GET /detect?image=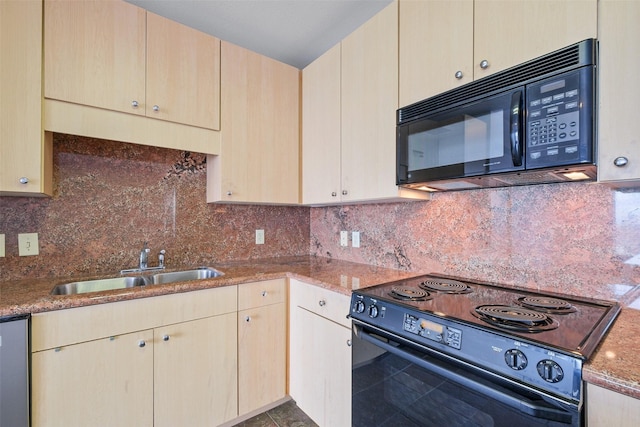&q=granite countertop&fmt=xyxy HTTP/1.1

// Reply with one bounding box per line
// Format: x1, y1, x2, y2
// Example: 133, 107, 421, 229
583, 306, 640, 400
1, 255, 638, 400
0, 255, 420, 317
